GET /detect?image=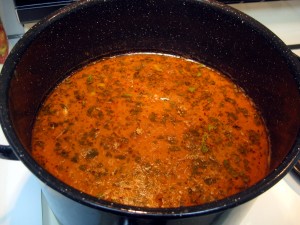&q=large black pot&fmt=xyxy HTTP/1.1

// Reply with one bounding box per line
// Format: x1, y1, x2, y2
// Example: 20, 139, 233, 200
0, 0, 300, 224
